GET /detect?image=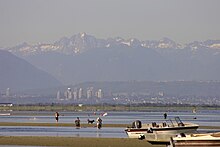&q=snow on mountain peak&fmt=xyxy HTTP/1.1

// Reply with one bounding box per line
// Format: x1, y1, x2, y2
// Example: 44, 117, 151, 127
106, 44, 110, 48
80, 32, 86, 38
115, 37, 123, 42
210, 44, 220, 49
186, 40, 220, 51
6, 33, 220, 56
121, 41, 131, 46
